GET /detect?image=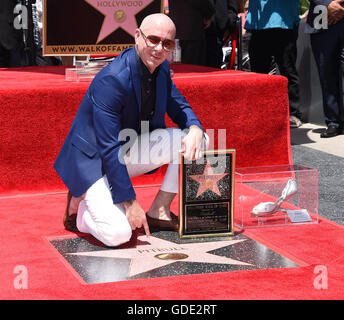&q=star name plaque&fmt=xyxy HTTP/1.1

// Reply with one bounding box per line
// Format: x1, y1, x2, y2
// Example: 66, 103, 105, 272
179, 150, 236, 239
43, 0, 163, 56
